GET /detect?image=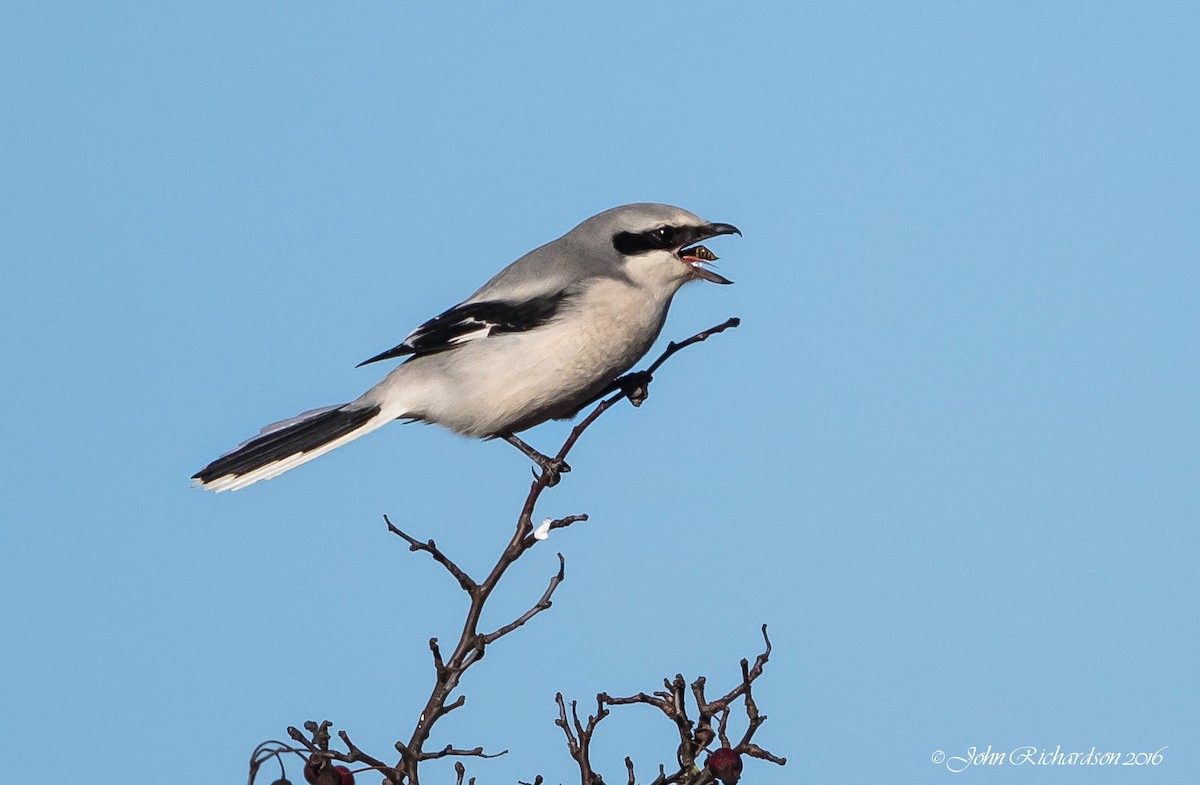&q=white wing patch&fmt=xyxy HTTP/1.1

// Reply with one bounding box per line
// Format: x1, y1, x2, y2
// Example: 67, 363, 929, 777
446, 326, 492, 346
